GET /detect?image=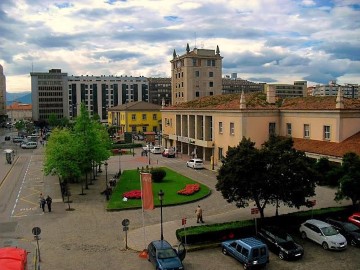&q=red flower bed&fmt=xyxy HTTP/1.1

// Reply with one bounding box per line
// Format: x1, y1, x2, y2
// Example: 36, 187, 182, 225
177, 184, 200, 195
123, 190, 142, 199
